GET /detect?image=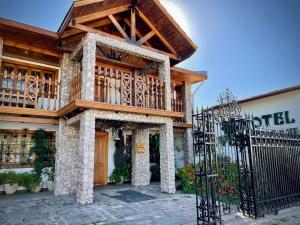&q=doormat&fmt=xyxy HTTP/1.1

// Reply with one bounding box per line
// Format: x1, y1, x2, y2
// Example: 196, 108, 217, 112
104, 190, 156, 203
